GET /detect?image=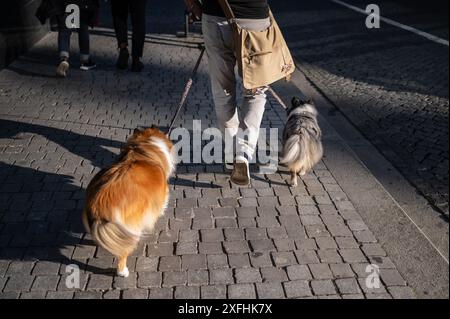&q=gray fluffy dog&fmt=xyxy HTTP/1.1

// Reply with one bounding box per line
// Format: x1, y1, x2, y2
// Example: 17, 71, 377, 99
281, 97, 324, 186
